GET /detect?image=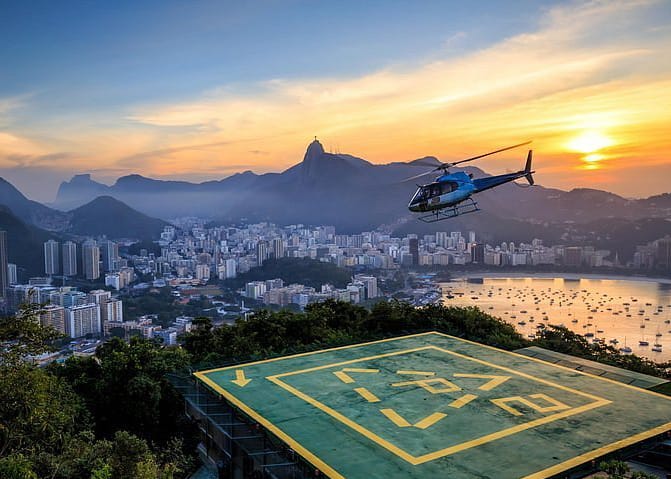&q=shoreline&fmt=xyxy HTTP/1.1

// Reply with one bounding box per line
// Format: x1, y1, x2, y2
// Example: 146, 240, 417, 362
447, 272, 671, 285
